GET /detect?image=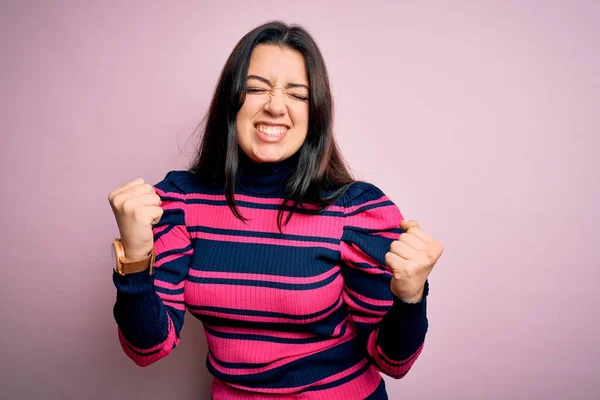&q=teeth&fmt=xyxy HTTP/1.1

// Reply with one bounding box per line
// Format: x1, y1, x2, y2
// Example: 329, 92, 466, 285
256, 125, 287, 136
